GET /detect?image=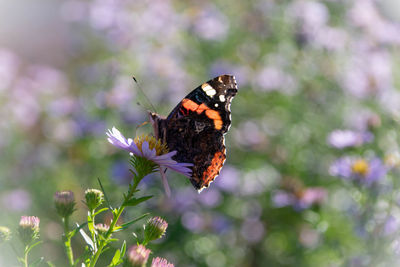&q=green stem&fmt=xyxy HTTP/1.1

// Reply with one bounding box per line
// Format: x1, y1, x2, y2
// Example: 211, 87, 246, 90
89, 210, 97, 252
89, 179, 140, 267
63, 216, 75, 266
24, 245, 29, 267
